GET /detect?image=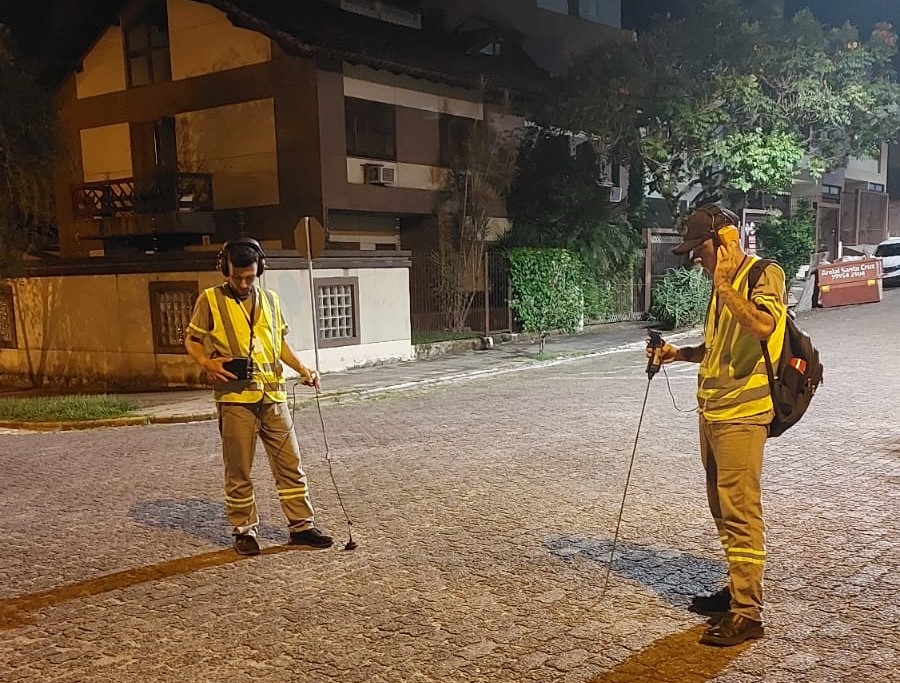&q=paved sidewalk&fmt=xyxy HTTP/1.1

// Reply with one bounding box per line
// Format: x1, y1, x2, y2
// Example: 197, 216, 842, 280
72, 321, 701, 427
